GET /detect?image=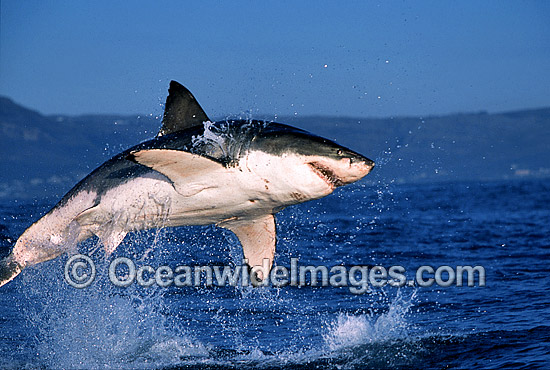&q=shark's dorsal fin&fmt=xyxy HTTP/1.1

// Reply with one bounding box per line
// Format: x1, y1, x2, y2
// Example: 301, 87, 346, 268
157, 81, 210, 137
